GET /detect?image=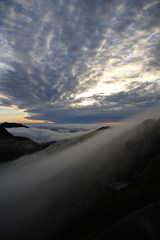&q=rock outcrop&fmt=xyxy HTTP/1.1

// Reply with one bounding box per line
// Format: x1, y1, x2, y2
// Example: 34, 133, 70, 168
101, 180, 130, 200
96, 201, 160, 240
